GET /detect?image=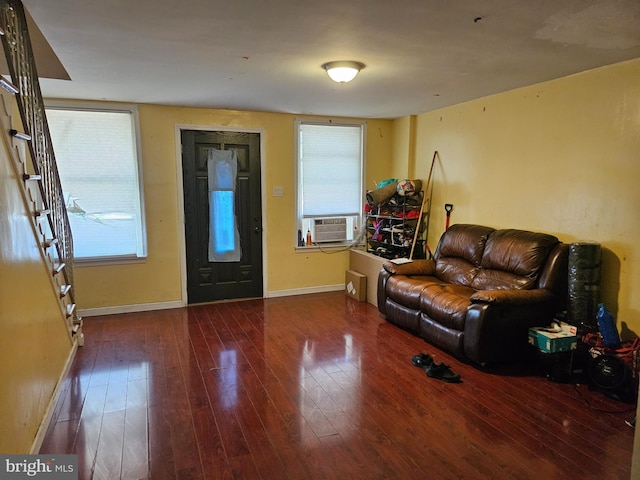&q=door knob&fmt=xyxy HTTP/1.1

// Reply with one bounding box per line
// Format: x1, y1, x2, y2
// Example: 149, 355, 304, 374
254, 227, 262, 234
